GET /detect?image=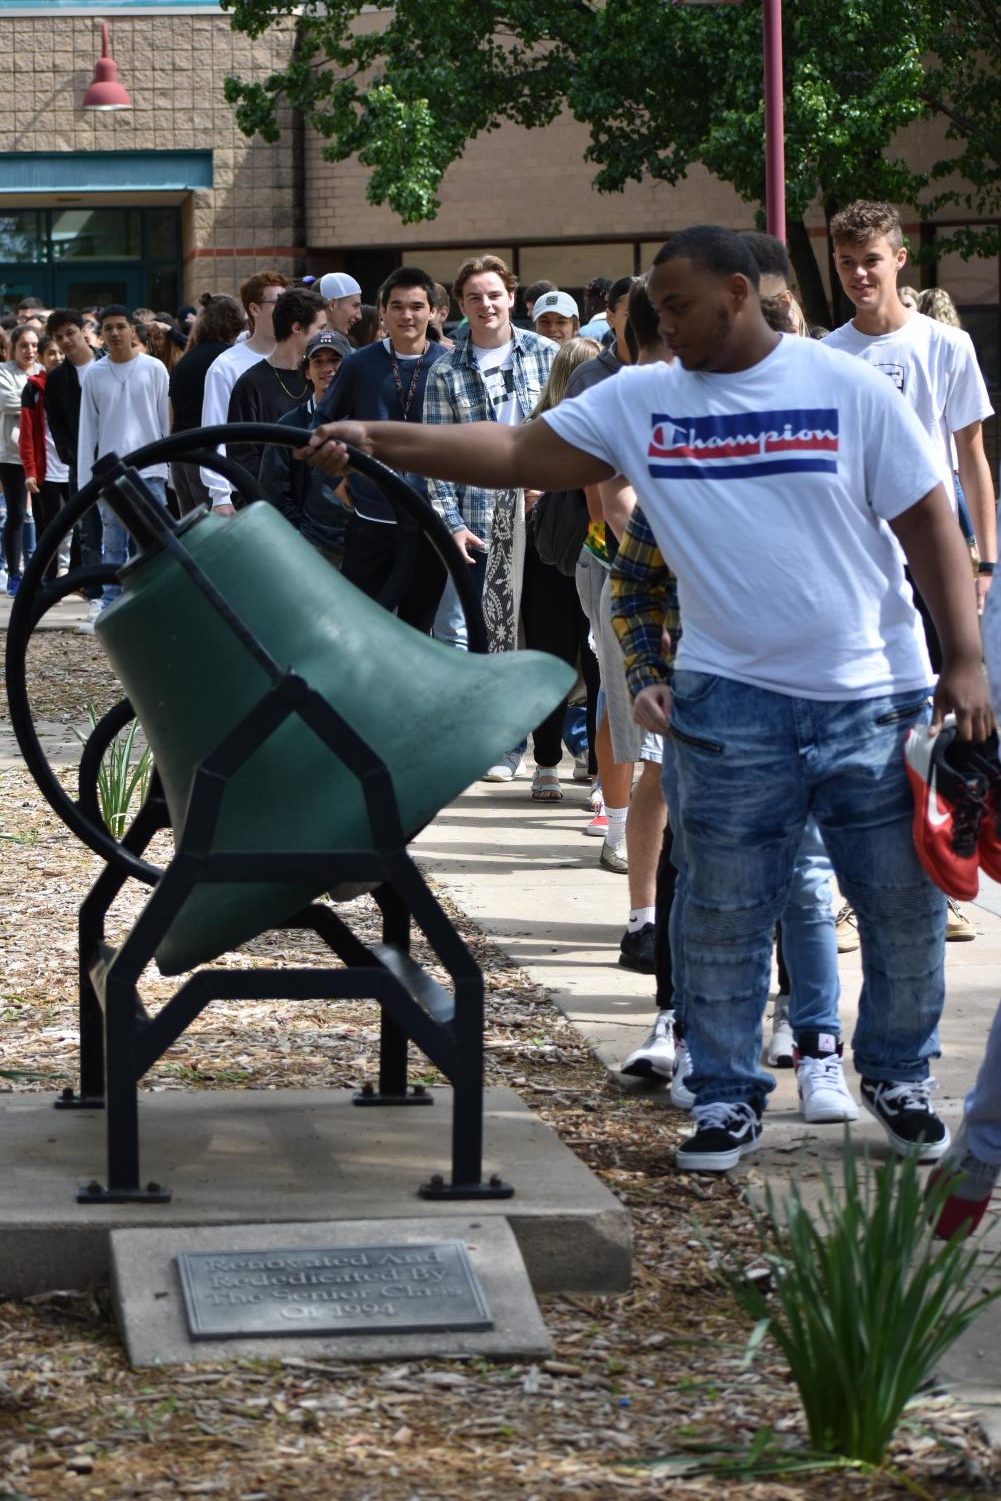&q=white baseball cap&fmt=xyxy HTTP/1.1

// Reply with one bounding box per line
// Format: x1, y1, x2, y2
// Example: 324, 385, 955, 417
319, 272, 362, 301
531, 290, 579, 321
